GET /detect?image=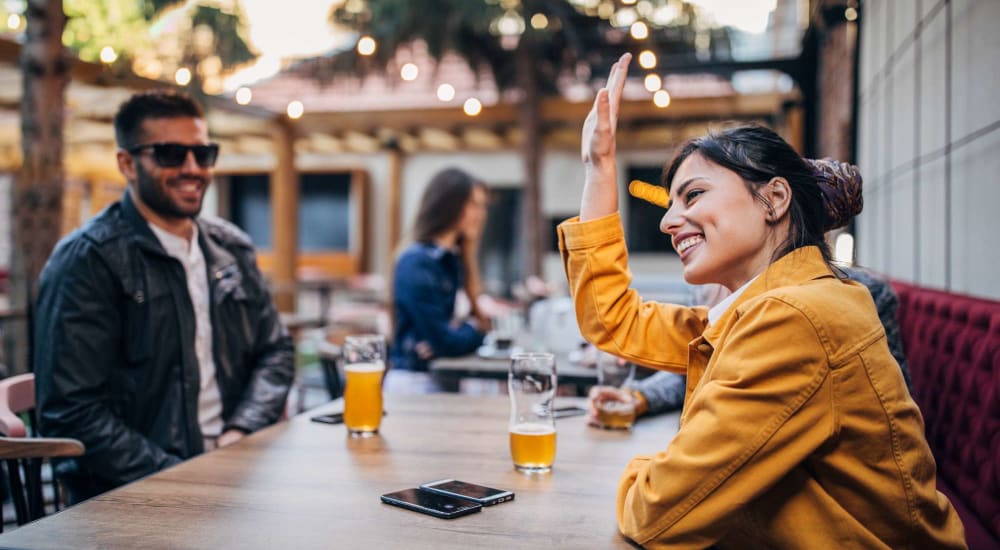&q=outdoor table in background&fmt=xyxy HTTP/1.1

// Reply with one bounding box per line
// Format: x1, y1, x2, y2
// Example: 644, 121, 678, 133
430, 354, 599, 395
0, 394, 681, 549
